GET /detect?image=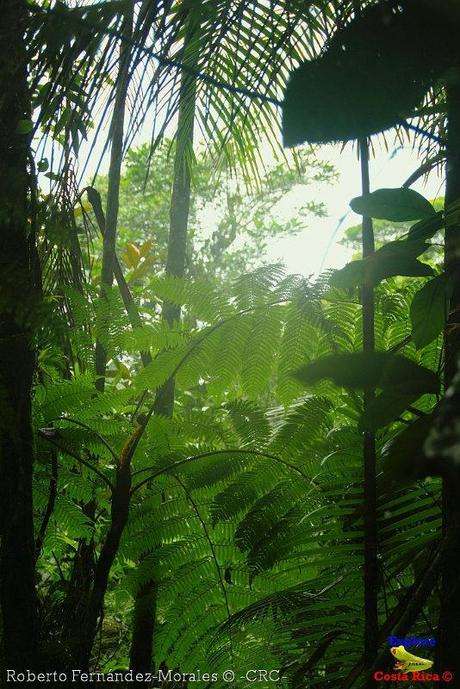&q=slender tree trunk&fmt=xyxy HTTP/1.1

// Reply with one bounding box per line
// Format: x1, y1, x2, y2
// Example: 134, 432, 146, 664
58, 9, 135, 668
35, 450, 58, 562
86, 186, 152, 367
129, 582, 157, 674
60, 500, 96, 668
439, 82, 460, 687
358, 139, 379, 676
76, 460, 132, 669
352, 1, 379, 665
0, 0, 39, 675
130, 3, 200, 673
65, 419, 147, 670
95, 7, 133, 392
